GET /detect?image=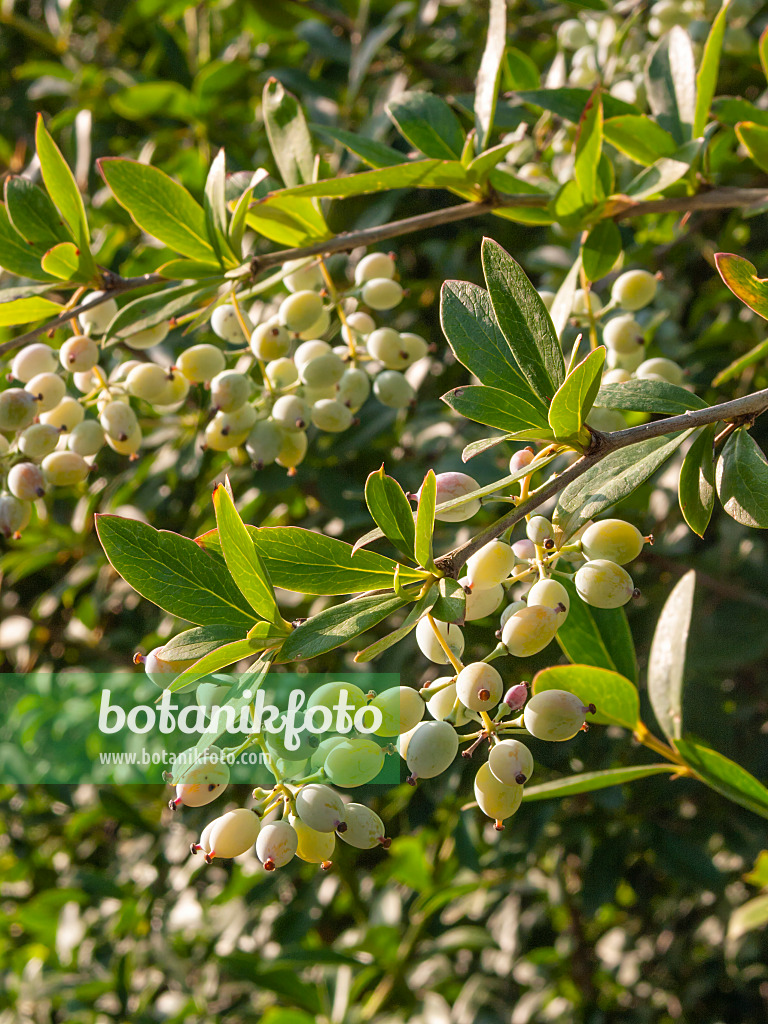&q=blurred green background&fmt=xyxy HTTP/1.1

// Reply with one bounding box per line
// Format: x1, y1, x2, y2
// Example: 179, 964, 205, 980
1, 0, 768, 1020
